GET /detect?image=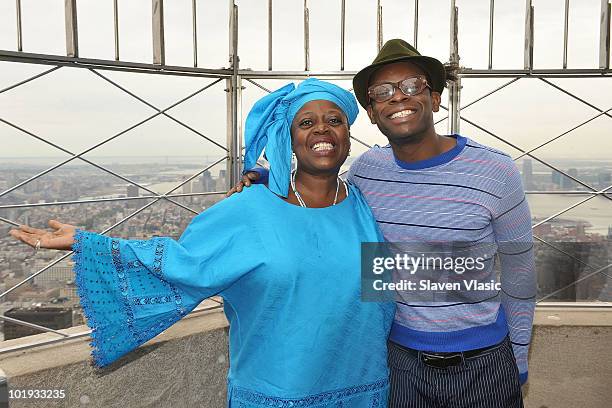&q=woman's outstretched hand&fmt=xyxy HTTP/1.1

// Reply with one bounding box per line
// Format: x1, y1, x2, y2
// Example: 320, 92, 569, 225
9, 220, 77, 251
